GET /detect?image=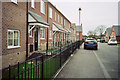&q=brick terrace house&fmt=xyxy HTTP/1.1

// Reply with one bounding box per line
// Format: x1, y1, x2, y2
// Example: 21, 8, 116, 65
1, 0, 27, 68
47, 2, 71, 47
28, 0, 49, 55
105, 27, 112, 42
71, 23, 77, 42
76, 24, 82, 41
110, 25, 120, 43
